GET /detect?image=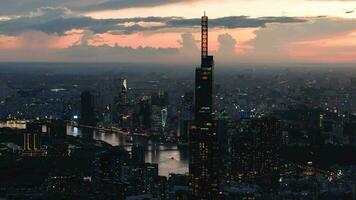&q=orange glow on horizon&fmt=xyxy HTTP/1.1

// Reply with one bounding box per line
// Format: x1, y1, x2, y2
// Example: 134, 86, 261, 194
289, 50, 356, 63
294, 29, 356, 48
0, 32, 82, 50
289, 29, 356, 63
